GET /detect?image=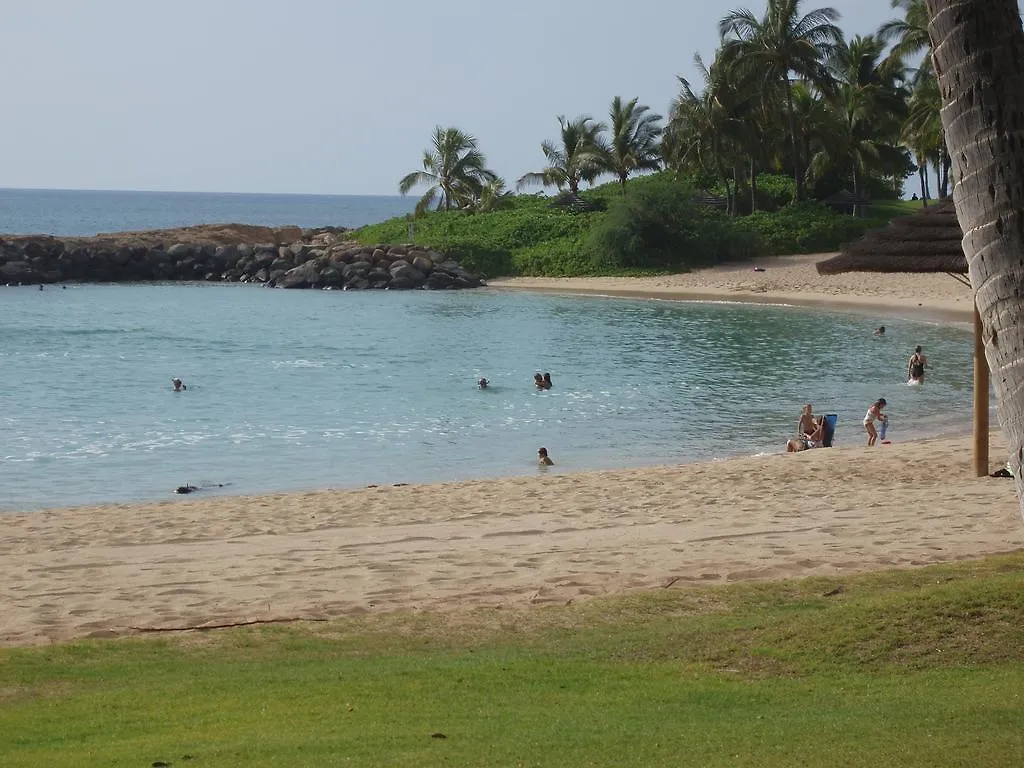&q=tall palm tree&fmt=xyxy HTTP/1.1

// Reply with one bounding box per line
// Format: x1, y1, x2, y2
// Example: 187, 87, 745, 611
666, 52, 748, 214
399, 126, 498, 217
719, 0, 843, 200
517, 115, 607, 194
901, 72, 944, 201
600, 96, 663, 192
808, 34, 908, 200
879, 0, 931, 79
925, 0, 1024, 496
